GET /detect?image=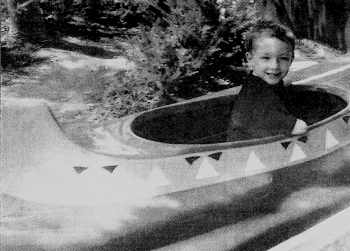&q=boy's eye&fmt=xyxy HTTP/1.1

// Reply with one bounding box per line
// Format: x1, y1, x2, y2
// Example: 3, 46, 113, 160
262, 56, 270, 60
281, 56, 290, 61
